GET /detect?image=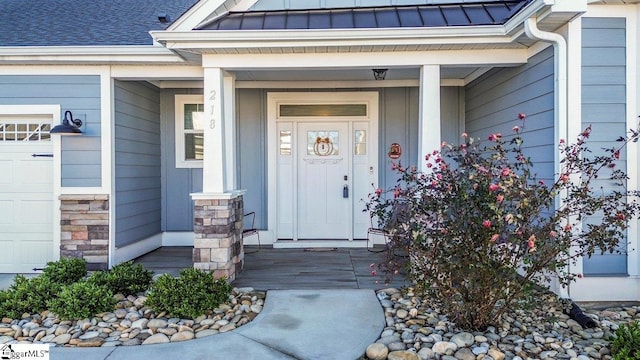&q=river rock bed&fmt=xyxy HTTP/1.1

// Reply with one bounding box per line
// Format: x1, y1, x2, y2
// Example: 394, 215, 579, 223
0, 287, 265, 347
364, 288, 639, 360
